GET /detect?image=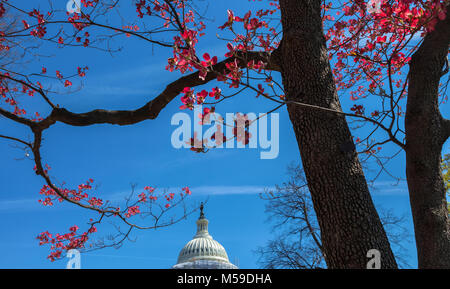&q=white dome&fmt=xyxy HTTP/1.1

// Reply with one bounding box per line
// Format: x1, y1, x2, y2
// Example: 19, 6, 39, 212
173, 204, 238, 269
177, 218, 229, 264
